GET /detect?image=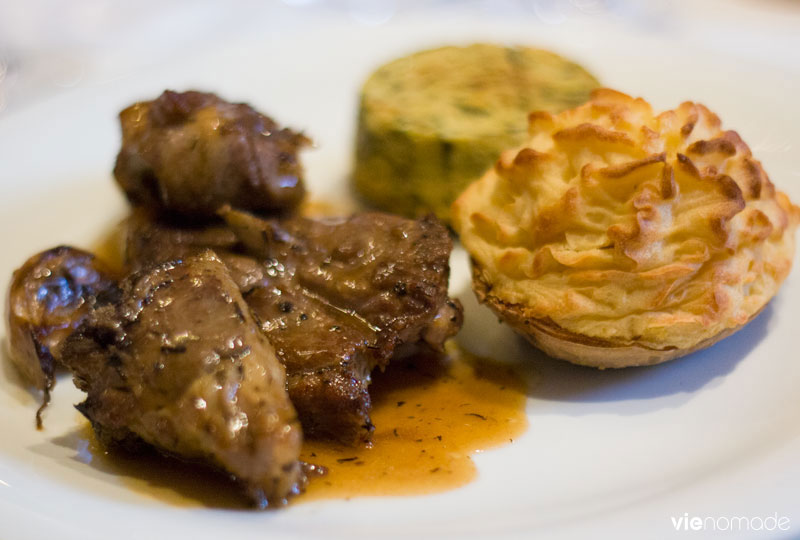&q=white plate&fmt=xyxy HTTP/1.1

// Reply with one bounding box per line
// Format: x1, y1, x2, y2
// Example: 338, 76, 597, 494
1, 8, 799, 540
